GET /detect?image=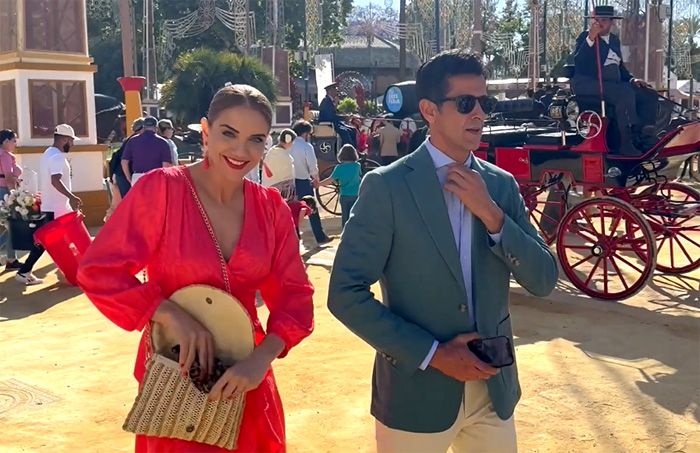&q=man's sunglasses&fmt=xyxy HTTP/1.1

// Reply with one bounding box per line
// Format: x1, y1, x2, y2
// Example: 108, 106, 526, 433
437, 95, 499, 115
